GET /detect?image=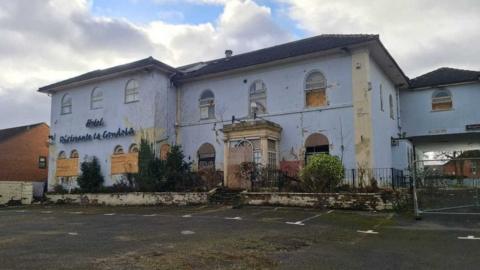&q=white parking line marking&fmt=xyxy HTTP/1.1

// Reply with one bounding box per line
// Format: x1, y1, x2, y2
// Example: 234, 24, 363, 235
357, 230, 379, 234
286, 221, 305, 226
181, 230, 195, 235
68, 232, 78, 236
41, 211, 53, 214
327, 210, 334, 214
68, 211, 83, 214
182, 214, 192, 218
225, 216, 242, 220
104, 213, 116, 216
286, 214, 322, 226
458, 235, 480, 240
142, 214, 157, 217
15, 210, 27, 213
